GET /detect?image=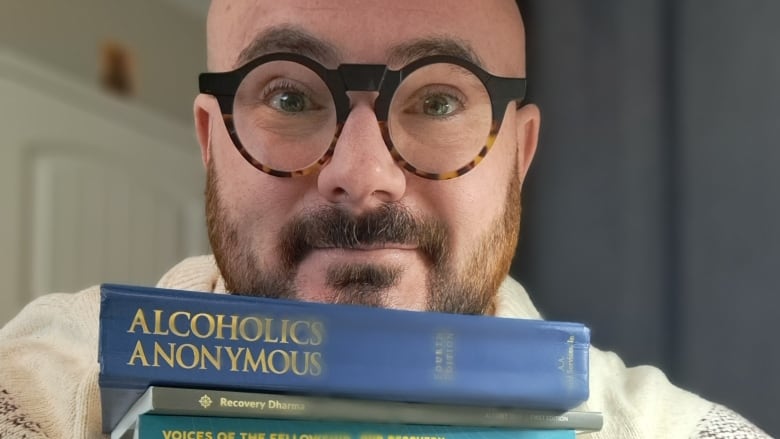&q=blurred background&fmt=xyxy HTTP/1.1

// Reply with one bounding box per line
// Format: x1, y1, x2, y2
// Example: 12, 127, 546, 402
0, 0, 777, 436
511, 0, 780, 436
0, 0, 210, 328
